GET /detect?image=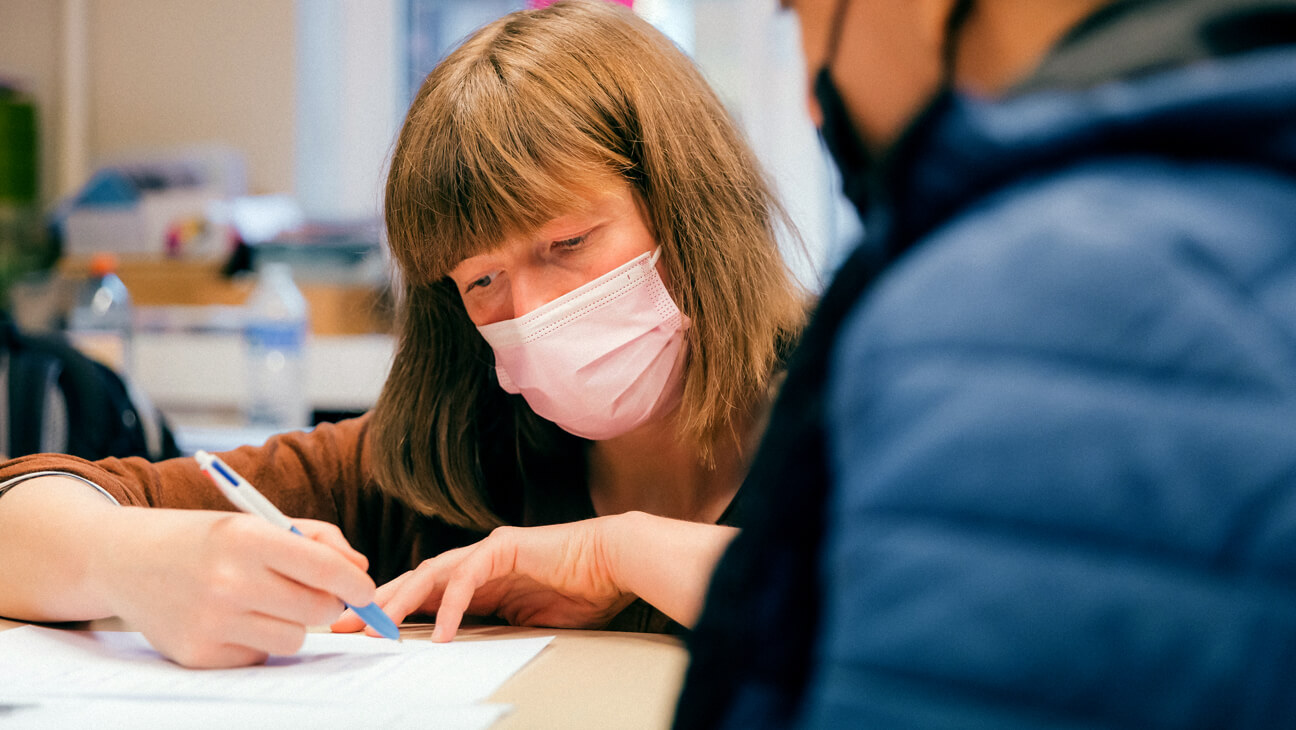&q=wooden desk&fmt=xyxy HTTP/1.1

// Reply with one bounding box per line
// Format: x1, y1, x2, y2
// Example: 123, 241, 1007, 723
0, 618, 689, 729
